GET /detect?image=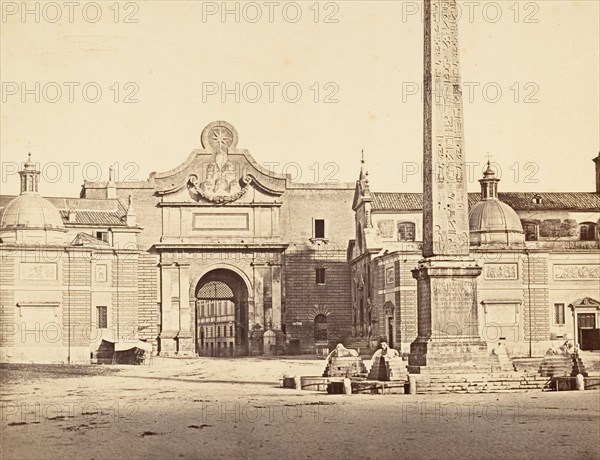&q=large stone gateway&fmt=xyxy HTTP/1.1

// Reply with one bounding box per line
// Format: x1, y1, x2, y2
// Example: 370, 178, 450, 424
408, 0, 490, 374
127, 120, 356, 357
154, 121, 290, 356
